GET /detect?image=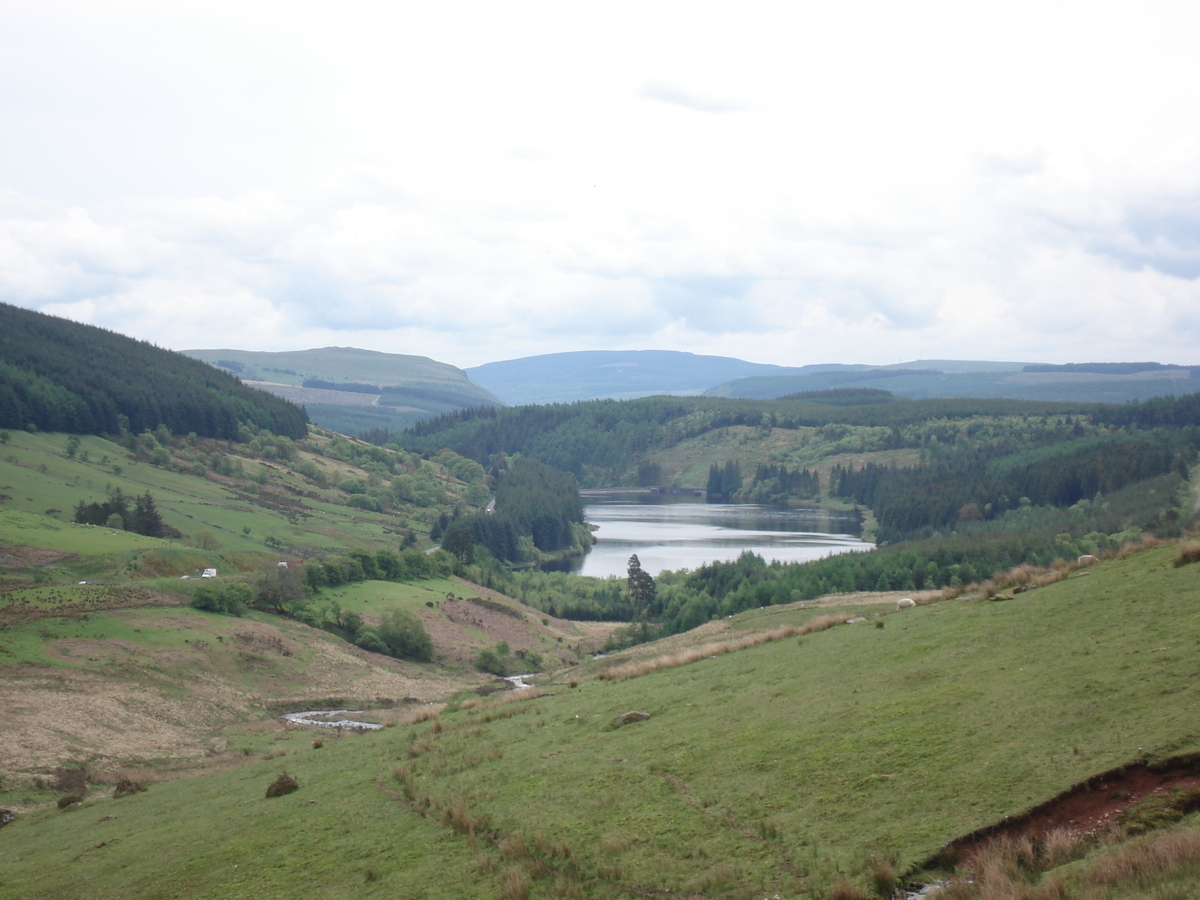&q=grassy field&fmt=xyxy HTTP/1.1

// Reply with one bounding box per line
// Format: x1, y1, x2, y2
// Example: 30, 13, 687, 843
0, 429, 477, 582
2, 543, 1197, 899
